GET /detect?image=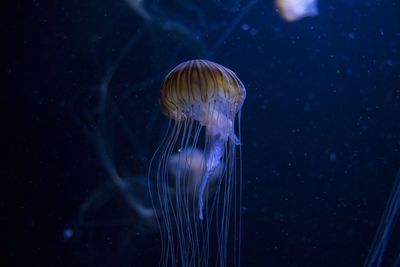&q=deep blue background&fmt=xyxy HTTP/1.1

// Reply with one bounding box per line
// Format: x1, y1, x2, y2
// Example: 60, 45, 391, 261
6, 0, 400, 266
